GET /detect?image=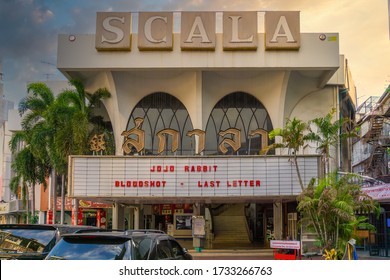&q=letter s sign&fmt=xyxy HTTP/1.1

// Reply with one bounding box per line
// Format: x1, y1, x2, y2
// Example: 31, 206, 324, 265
95, 12, 131, 51
102, 16, 125, 44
